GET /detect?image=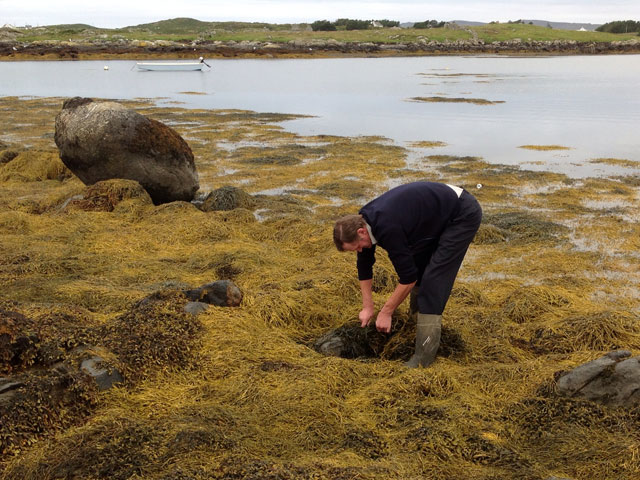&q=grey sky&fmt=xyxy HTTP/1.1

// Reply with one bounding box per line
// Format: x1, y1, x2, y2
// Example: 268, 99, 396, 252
2, 0, 639, 28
